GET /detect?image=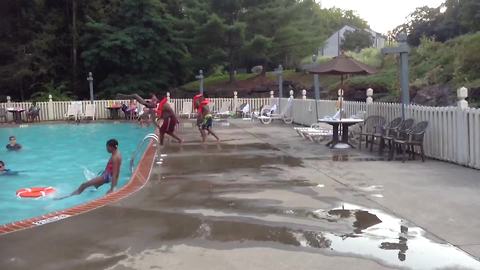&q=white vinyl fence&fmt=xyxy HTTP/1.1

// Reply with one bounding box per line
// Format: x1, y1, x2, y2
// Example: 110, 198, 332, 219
1, 94, 479, 169
290, 98, 480, 169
